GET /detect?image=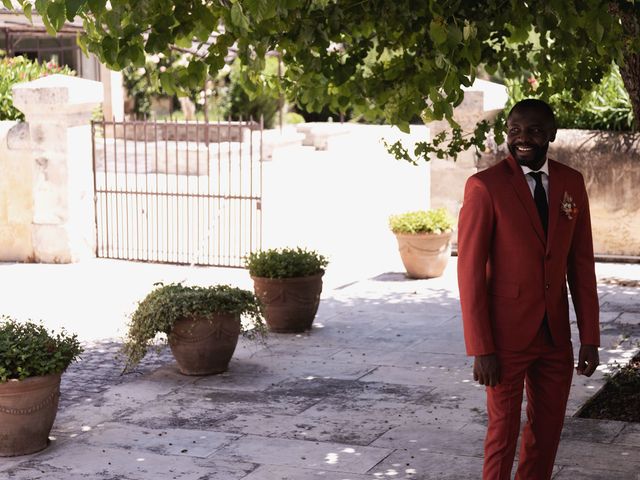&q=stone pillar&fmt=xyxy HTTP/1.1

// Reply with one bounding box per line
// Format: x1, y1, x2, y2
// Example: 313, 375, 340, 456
0, 121, 34, 261
12, 74, 103, 263
99, 64, 125, 121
